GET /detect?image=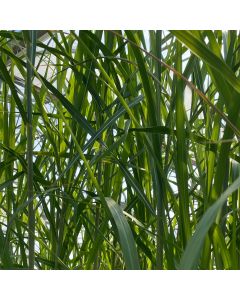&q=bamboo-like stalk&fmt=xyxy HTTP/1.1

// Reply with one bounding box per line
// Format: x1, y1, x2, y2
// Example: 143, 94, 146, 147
155, 30, 165, 270
26, 30, 36, 269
